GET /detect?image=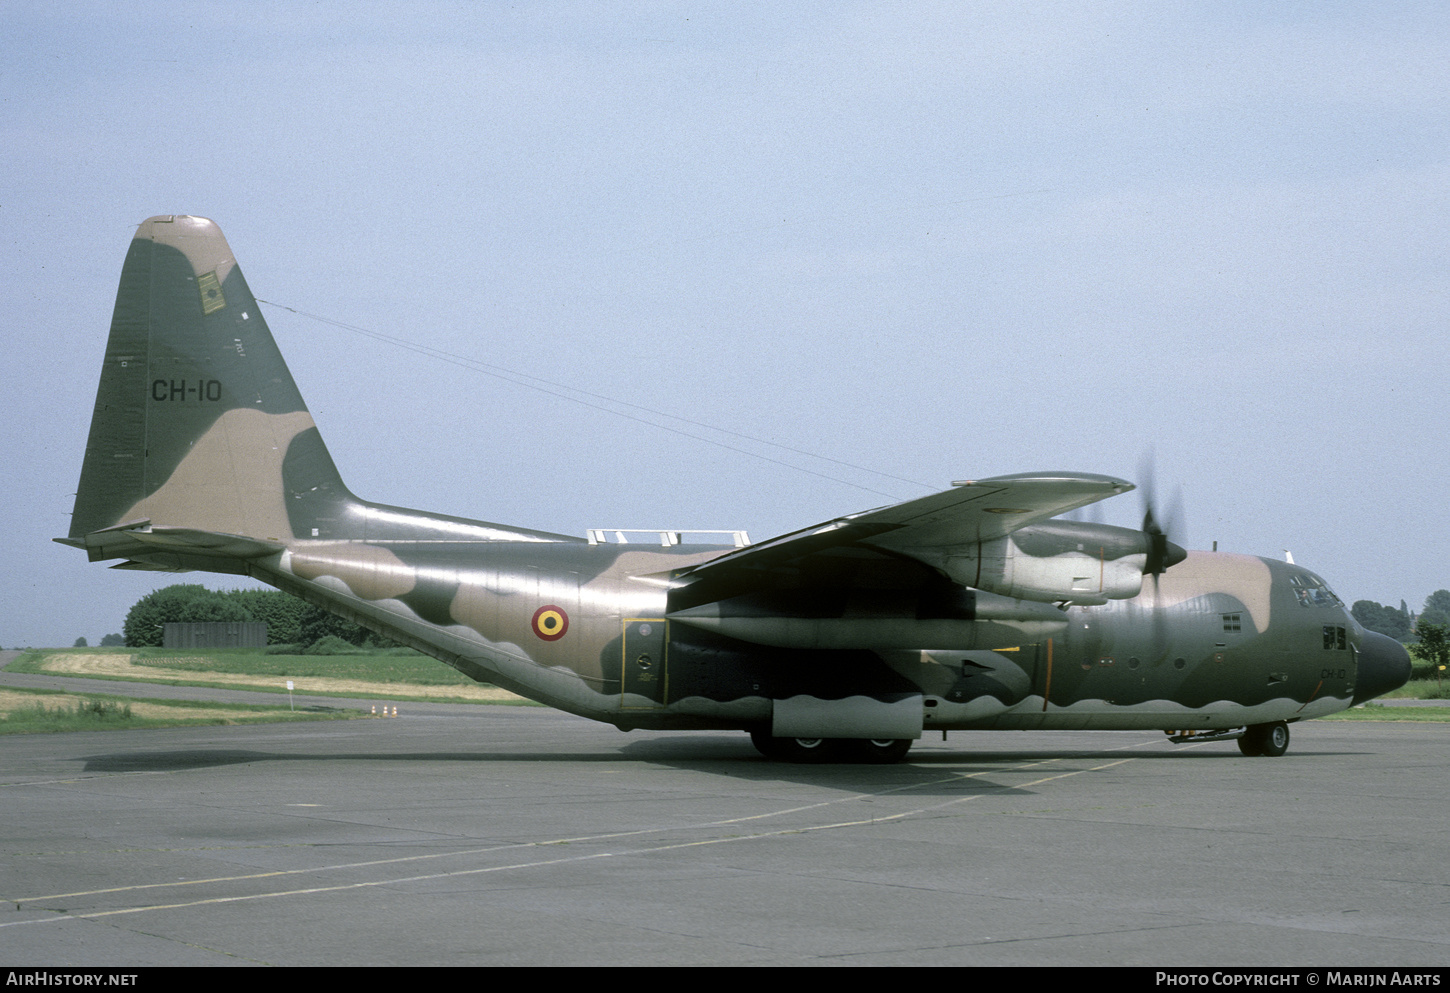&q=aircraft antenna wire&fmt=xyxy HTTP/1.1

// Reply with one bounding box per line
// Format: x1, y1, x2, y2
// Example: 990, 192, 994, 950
257, 299, 929, 500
